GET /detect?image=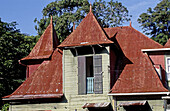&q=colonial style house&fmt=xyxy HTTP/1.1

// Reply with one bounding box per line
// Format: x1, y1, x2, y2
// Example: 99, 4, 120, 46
3, 5, 170, 111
